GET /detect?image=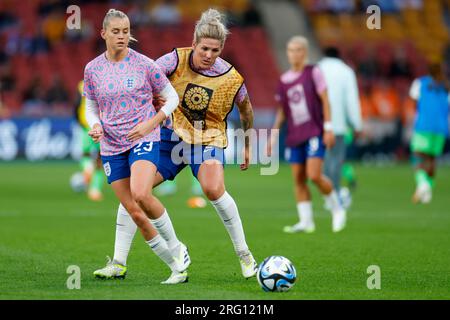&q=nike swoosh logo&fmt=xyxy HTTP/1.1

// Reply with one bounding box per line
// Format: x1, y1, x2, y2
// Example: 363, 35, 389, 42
137, 152, 148, 156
